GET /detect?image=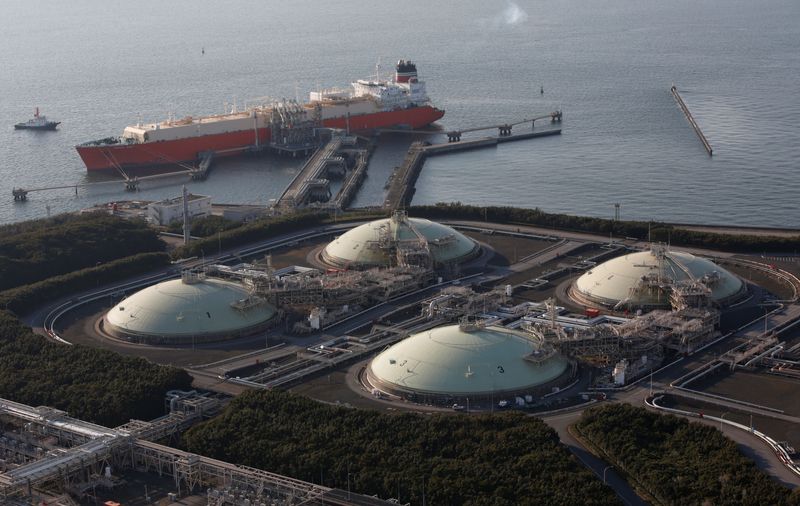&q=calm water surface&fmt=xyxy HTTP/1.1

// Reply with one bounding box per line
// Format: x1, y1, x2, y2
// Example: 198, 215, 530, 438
1, 0, 798, 226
